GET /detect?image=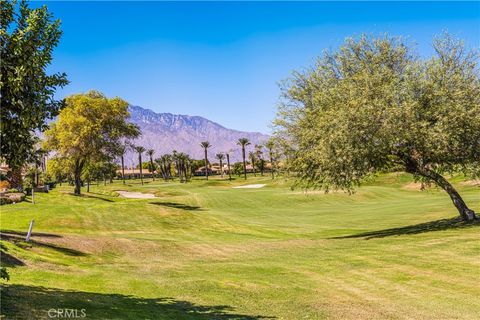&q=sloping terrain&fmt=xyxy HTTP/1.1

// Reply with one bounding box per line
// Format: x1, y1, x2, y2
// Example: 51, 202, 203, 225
1, 173, 479, 319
